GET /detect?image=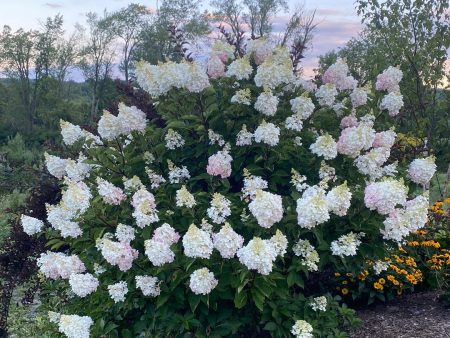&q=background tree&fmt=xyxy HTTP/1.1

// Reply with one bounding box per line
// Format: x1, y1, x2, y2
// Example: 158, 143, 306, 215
78, 11, 116, 121
242, 0, 288, 38
111, 3, 150, 82
133, 0, 210, 64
